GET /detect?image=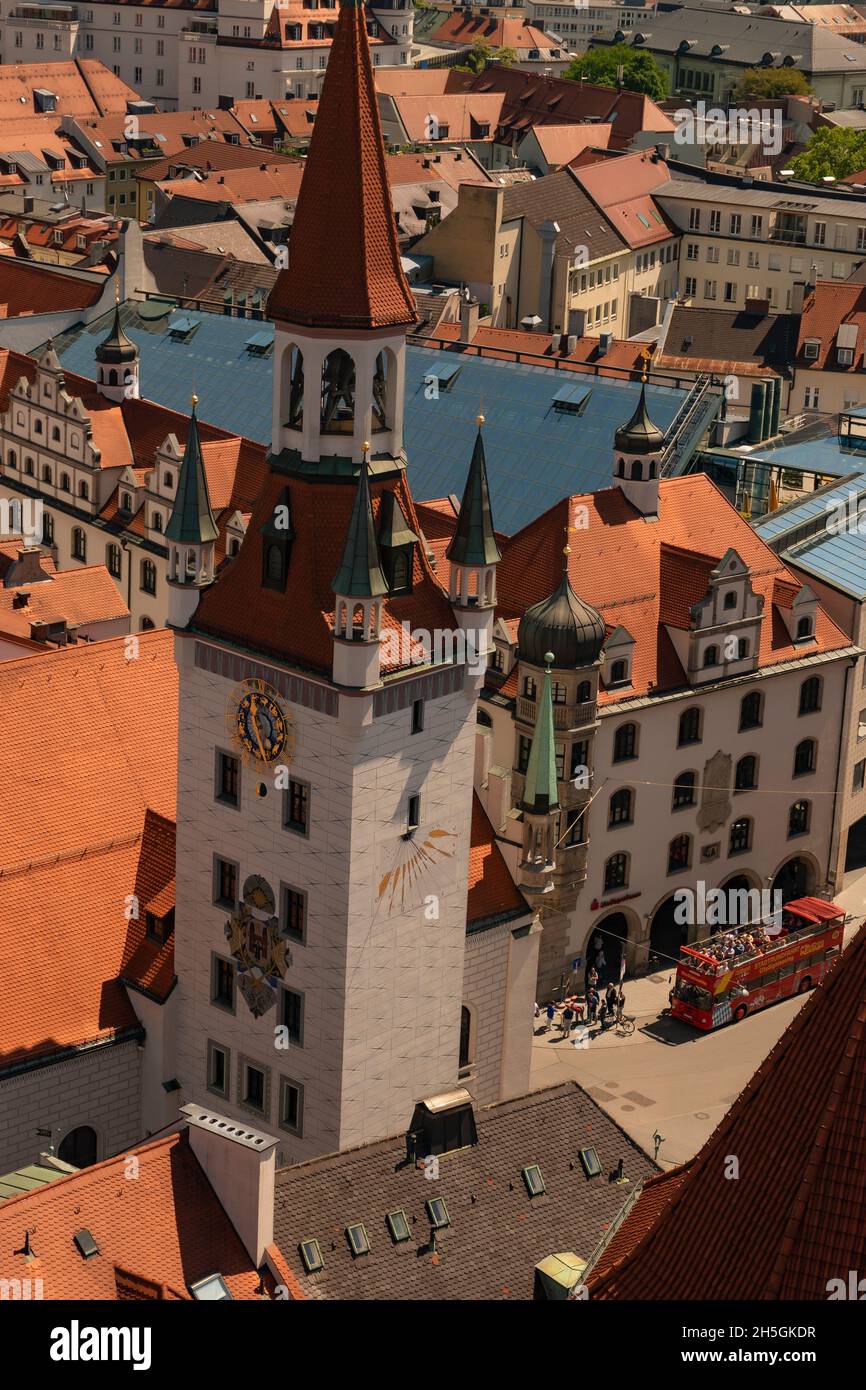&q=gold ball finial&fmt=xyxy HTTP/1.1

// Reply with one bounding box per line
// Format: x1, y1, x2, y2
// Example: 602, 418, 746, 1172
362, 439, 370, 454
563, 543, 571, 556
476, 412, 485, 427
115, 281, 120, 305
190, 393, 198, 408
